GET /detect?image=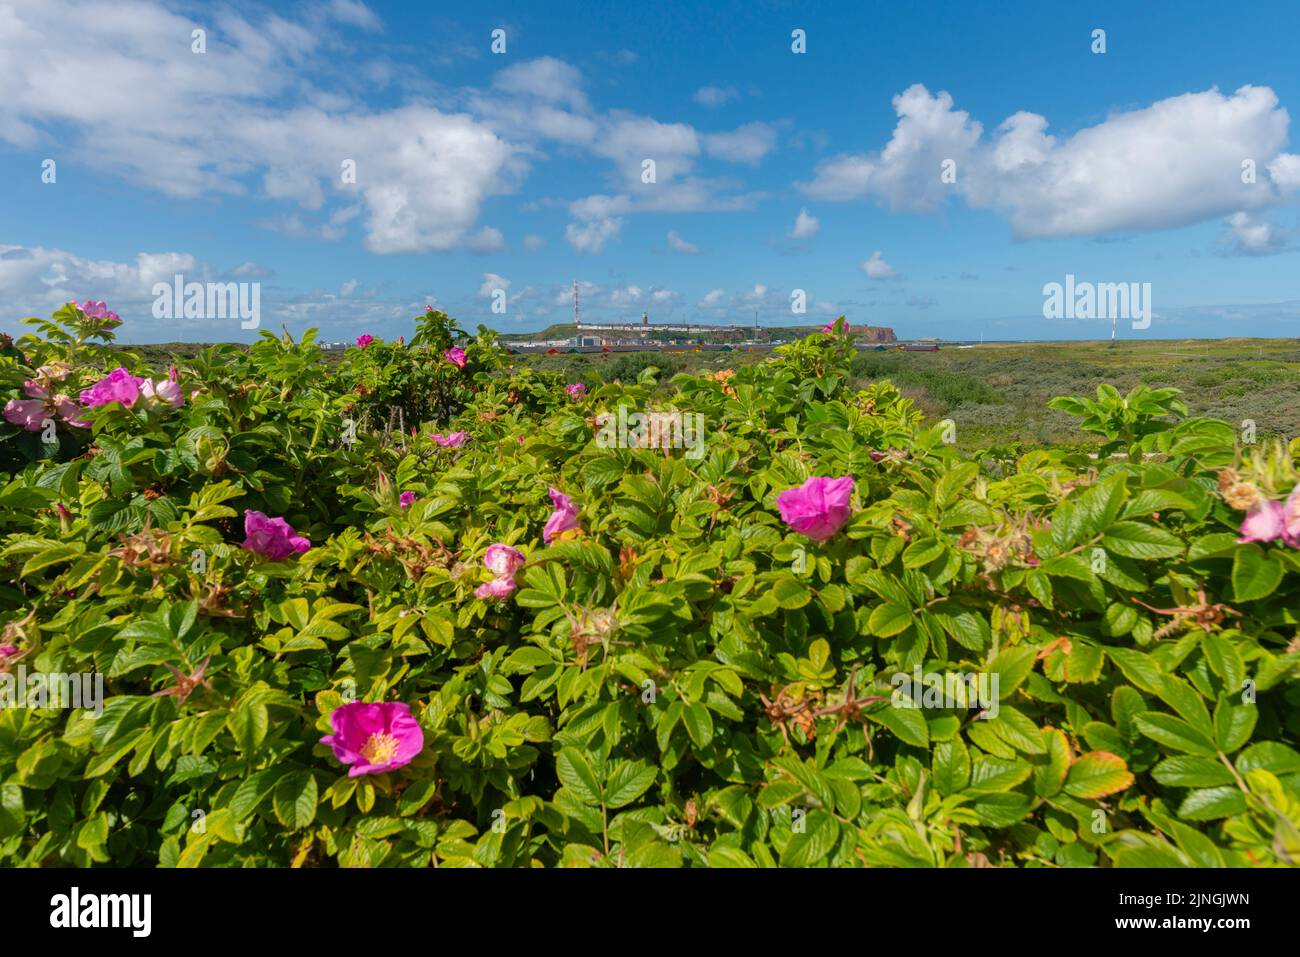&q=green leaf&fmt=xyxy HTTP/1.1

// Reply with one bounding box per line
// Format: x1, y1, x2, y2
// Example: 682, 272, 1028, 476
91, 697, 151, 749
779, 810, 839, 867
1101, 521, 1183, 560
1033, 727, 1072, 798
867, 705, 929, 748
555, 749, 602, 805
625, 842, 683, 868
682, 702, 714, 748
1153, 677, 1213, 739
272, 771, 318, 830
397, 776, 439, 817
1063, 751, 1134, 799
1231, 545, 1284, 601
868, 602, 912, 637
230, 767, 292, 821
1212, 701, 1256, 754
1112, 844, 1192, 868
708, 845, 758, 868
1236, 741, 1300, 776
1201, 633, 1245, 692
771, 576, 812, 609
934, 462, 978, 509
986, 706, 1047, 755
1135, 712, 1218, 756
772, 756, 836, 809
1151, 756, 1234, 788
932, 736, 971, 795
604, 762, 657, 809
1177, 786, 1248, 821
20, 543, 85, 577
972, 792, 1032, 828
1187, 532, 1240, 562
968, 755, 1030, 793
985, 646, 1036, 699
1106, 648, 1166, 694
